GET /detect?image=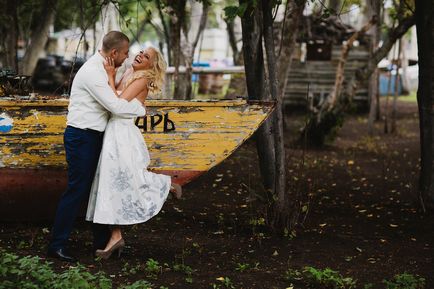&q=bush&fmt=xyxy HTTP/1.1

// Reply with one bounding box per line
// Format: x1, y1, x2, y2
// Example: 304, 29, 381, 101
383, 273, 425, 289
0, 250, 159, 289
